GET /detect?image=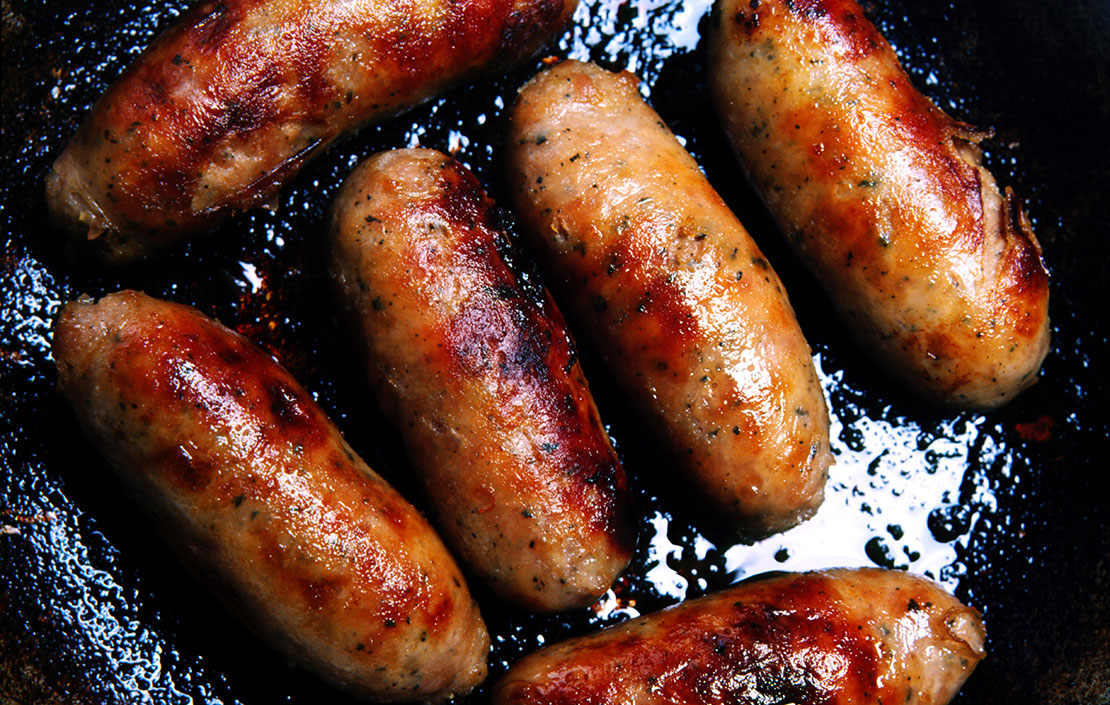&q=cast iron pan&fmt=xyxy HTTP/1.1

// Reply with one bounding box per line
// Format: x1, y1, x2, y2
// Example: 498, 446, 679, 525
2, 0, 1108, 702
